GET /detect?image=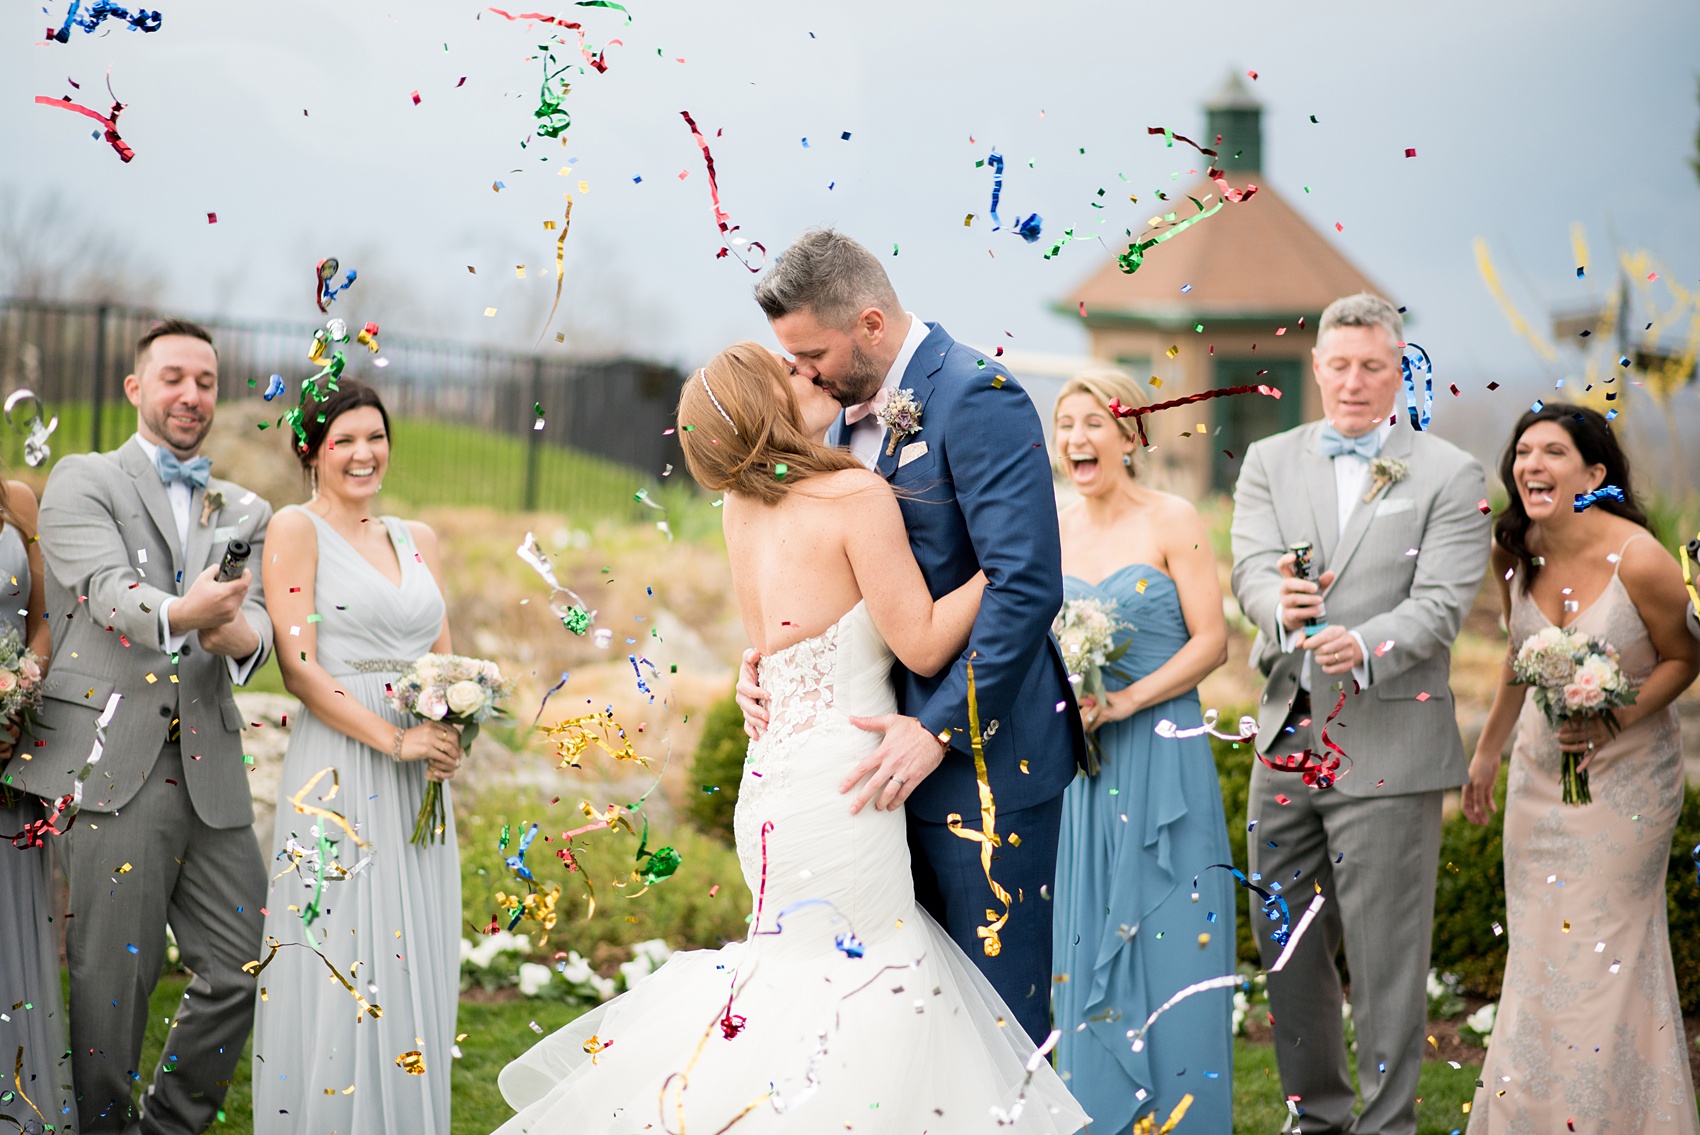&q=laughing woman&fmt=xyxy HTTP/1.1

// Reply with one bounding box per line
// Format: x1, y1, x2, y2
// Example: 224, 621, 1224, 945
252, 382, 463, 1134
1463, 404, 1698, 1133
1048, 370, 1236, 1134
